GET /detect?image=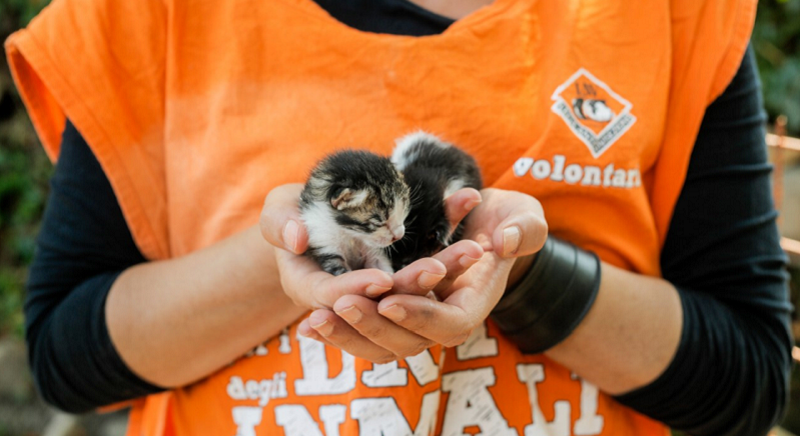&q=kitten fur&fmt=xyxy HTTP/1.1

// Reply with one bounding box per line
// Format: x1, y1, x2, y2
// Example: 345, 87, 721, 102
388, 131, 483, 270
300, 150, 410, 276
